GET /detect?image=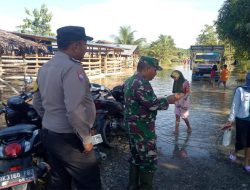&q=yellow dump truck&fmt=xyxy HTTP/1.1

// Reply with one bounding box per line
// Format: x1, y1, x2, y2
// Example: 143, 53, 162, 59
190, 45, 224, 81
